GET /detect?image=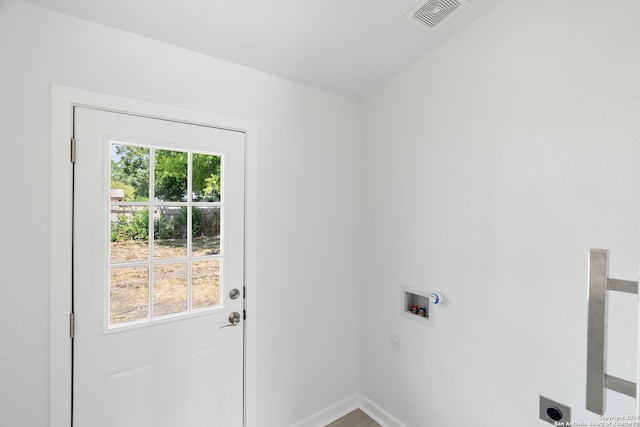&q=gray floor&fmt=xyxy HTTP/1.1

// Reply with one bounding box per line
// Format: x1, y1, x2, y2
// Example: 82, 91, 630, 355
326, 409, 381, 427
